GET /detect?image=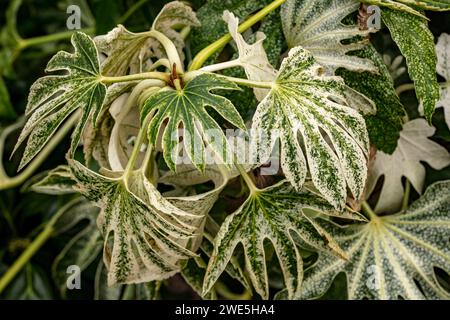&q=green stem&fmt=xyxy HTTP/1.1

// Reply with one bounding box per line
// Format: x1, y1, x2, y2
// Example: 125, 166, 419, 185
0, 112, 79, 190
222, 76, 274, 89
236, 164, 259, 195
0, 227, 52, 293
188, 0, 286, 71
0, 198, 82, 294
100, 72, 169, 84
401, 180, 411, 212
145, 30, 184, 73
395, 83, 415, 96
214, 281, 252, 300
184, 71, 274, 88
361, 201, 377, 220
123, 124, 147, 182
17, 28, 95, 50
